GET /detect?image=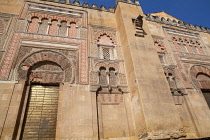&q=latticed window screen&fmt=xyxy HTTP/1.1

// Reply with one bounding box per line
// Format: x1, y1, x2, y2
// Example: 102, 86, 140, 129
102, 48, 110, 59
